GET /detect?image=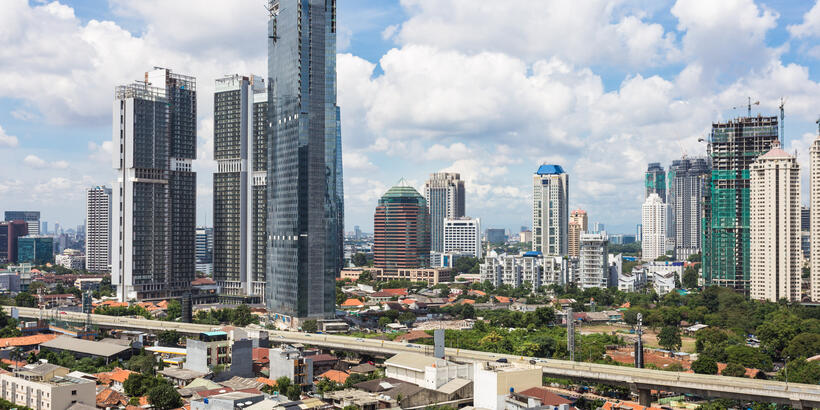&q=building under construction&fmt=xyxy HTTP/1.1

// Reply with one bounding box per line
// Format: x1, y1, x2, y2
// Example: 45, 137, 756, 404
702, 115, 779, 294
